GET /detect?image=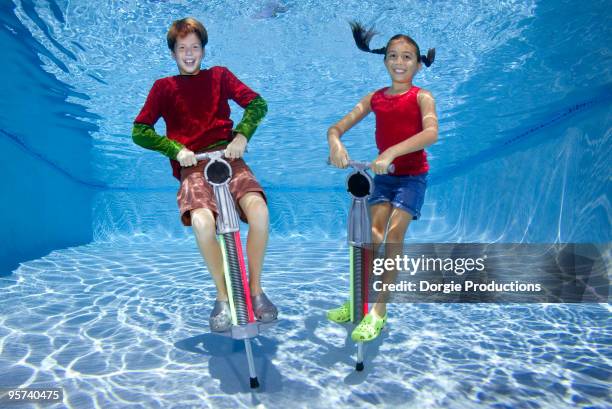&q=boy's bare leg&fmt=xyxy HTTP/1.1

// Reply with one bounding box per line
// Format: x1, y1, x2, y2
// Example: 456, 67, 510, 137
372, 207, 413, 317
239, 192, 269, 296
190, 208, 228, 301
